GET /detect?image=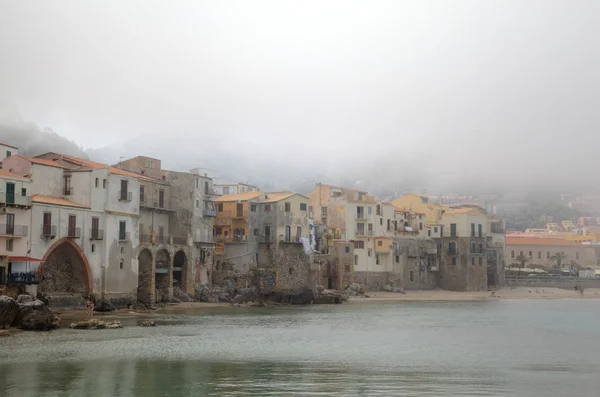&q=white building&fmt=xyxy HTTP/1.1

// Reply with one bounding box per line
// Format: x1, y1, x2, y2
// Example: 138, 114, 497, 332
212, 179, 259, 196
